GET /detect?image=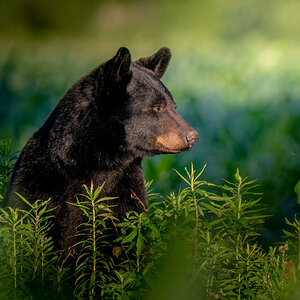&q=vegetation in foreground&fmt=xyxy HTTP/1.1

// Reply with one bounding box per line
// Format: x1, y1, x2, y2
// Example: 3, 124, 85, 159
0, 140, 300, 299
